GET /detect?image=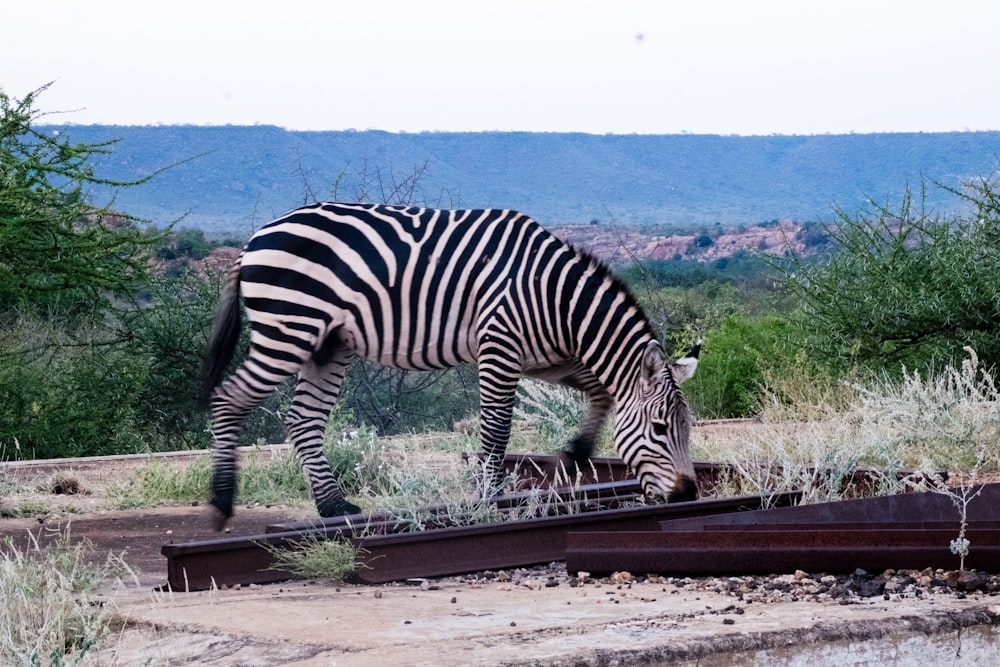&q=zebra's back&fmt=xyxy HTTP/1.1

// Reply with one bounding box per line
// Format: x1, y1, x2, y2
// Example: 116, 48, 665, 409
239, 202, 577, 370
